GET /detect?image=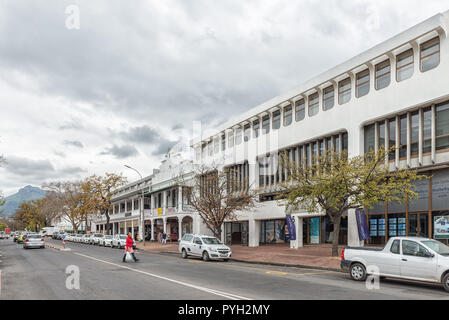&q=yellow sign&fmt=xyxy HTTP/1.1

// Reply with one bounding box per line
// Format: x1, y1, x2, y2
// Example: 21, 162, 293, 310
157, 208, 162, 215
